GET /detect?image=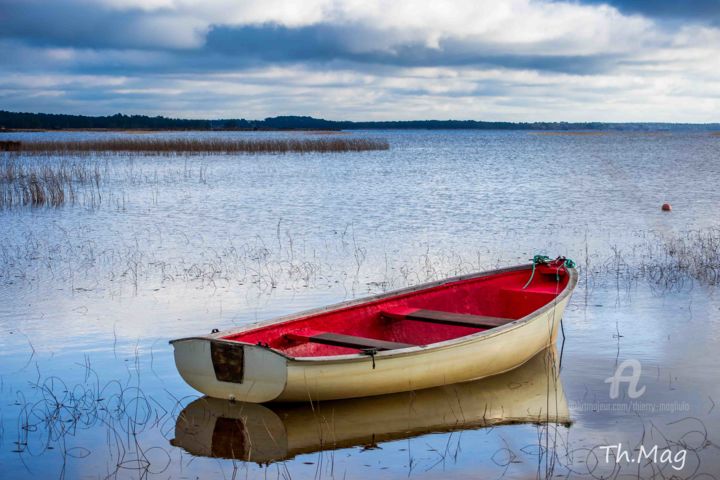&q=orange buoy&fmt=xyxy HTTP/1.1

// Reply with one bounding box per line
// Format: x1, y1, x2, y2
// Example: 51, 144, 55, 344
661, 203, 672, 212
